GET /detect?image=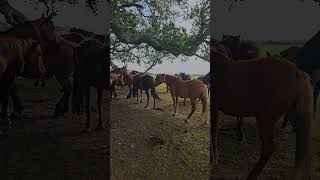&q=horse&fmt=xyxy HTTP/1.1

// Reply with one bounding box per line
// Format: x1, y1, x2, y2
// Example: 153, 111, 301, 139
198, 72, 210, 94
155, 74, 208, 123
133, 74, 161, 109
109, 73, 124, 100
0, 37, 45, 124
274, 46, 320, 126
69, 27, 105, 43
211, 48, 312, 180
72, 39, 107, 133
110, 66, 135, 98
220, 34, 260, 60
212, 42, 246, 141
0, 14, 59, 119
